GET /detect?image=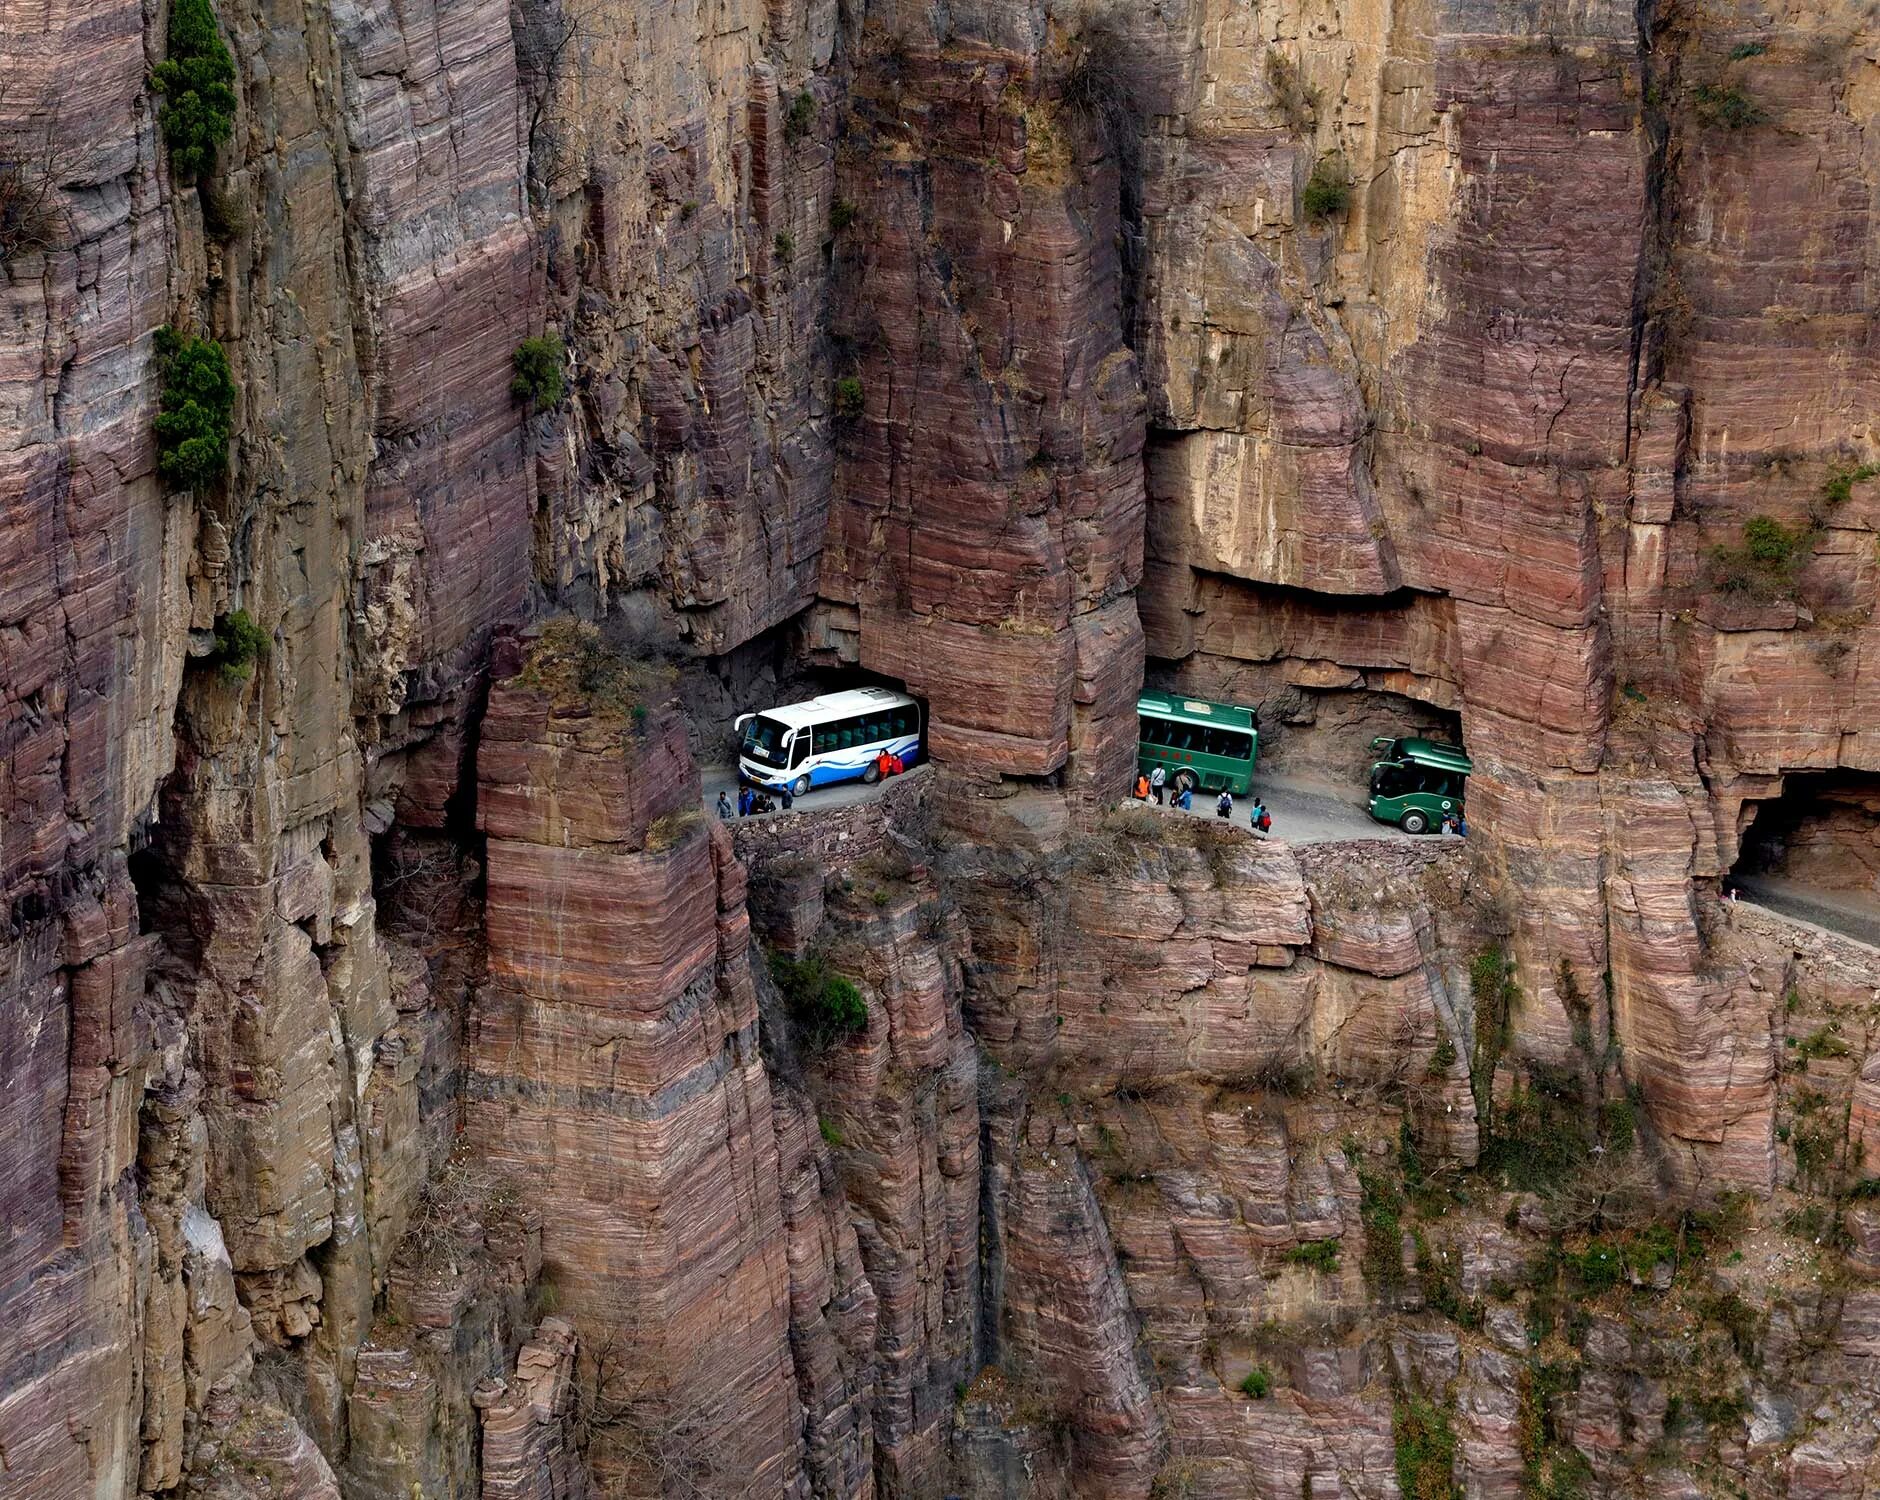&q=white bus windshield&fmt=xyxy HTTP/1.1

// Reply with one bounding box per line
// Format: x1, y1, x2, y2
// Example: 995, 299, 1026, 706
741, 716, 791, 765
